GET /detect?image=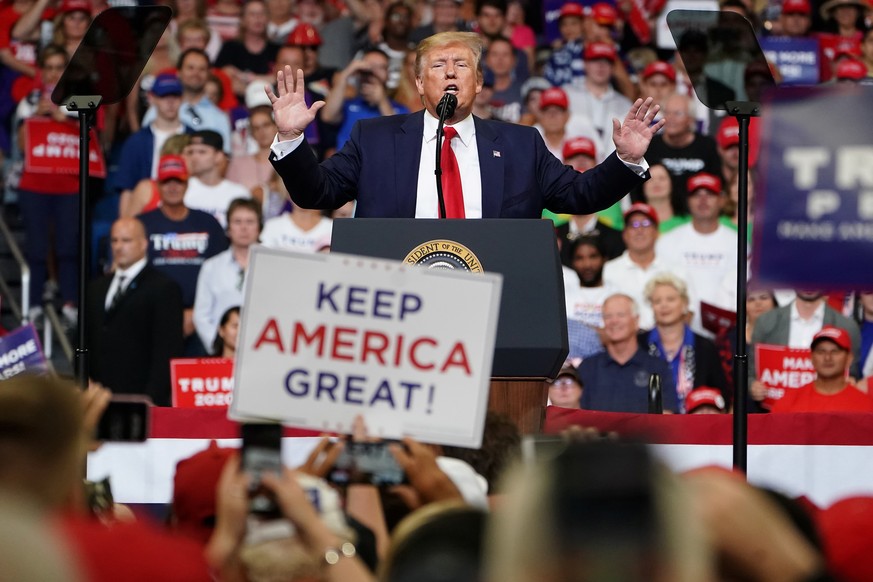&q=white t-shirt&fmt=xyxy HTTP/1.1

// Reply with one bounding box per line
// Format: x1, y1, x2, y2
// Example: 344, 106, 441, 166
534, 114, 604, 163
656, 223, 737, 335
564, 281, 613, 328
260, 215, 334, 252
184, 178, 251, 228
